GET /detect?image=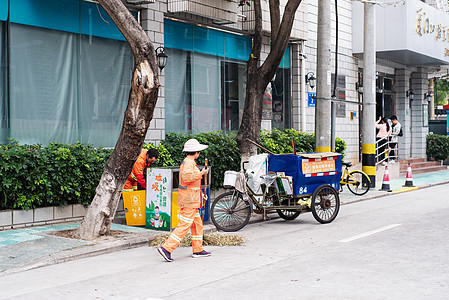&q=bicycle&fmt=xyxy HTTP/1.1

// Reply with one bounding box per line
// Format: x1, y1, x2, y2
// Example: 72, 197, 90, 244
340, 162, 370, 196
